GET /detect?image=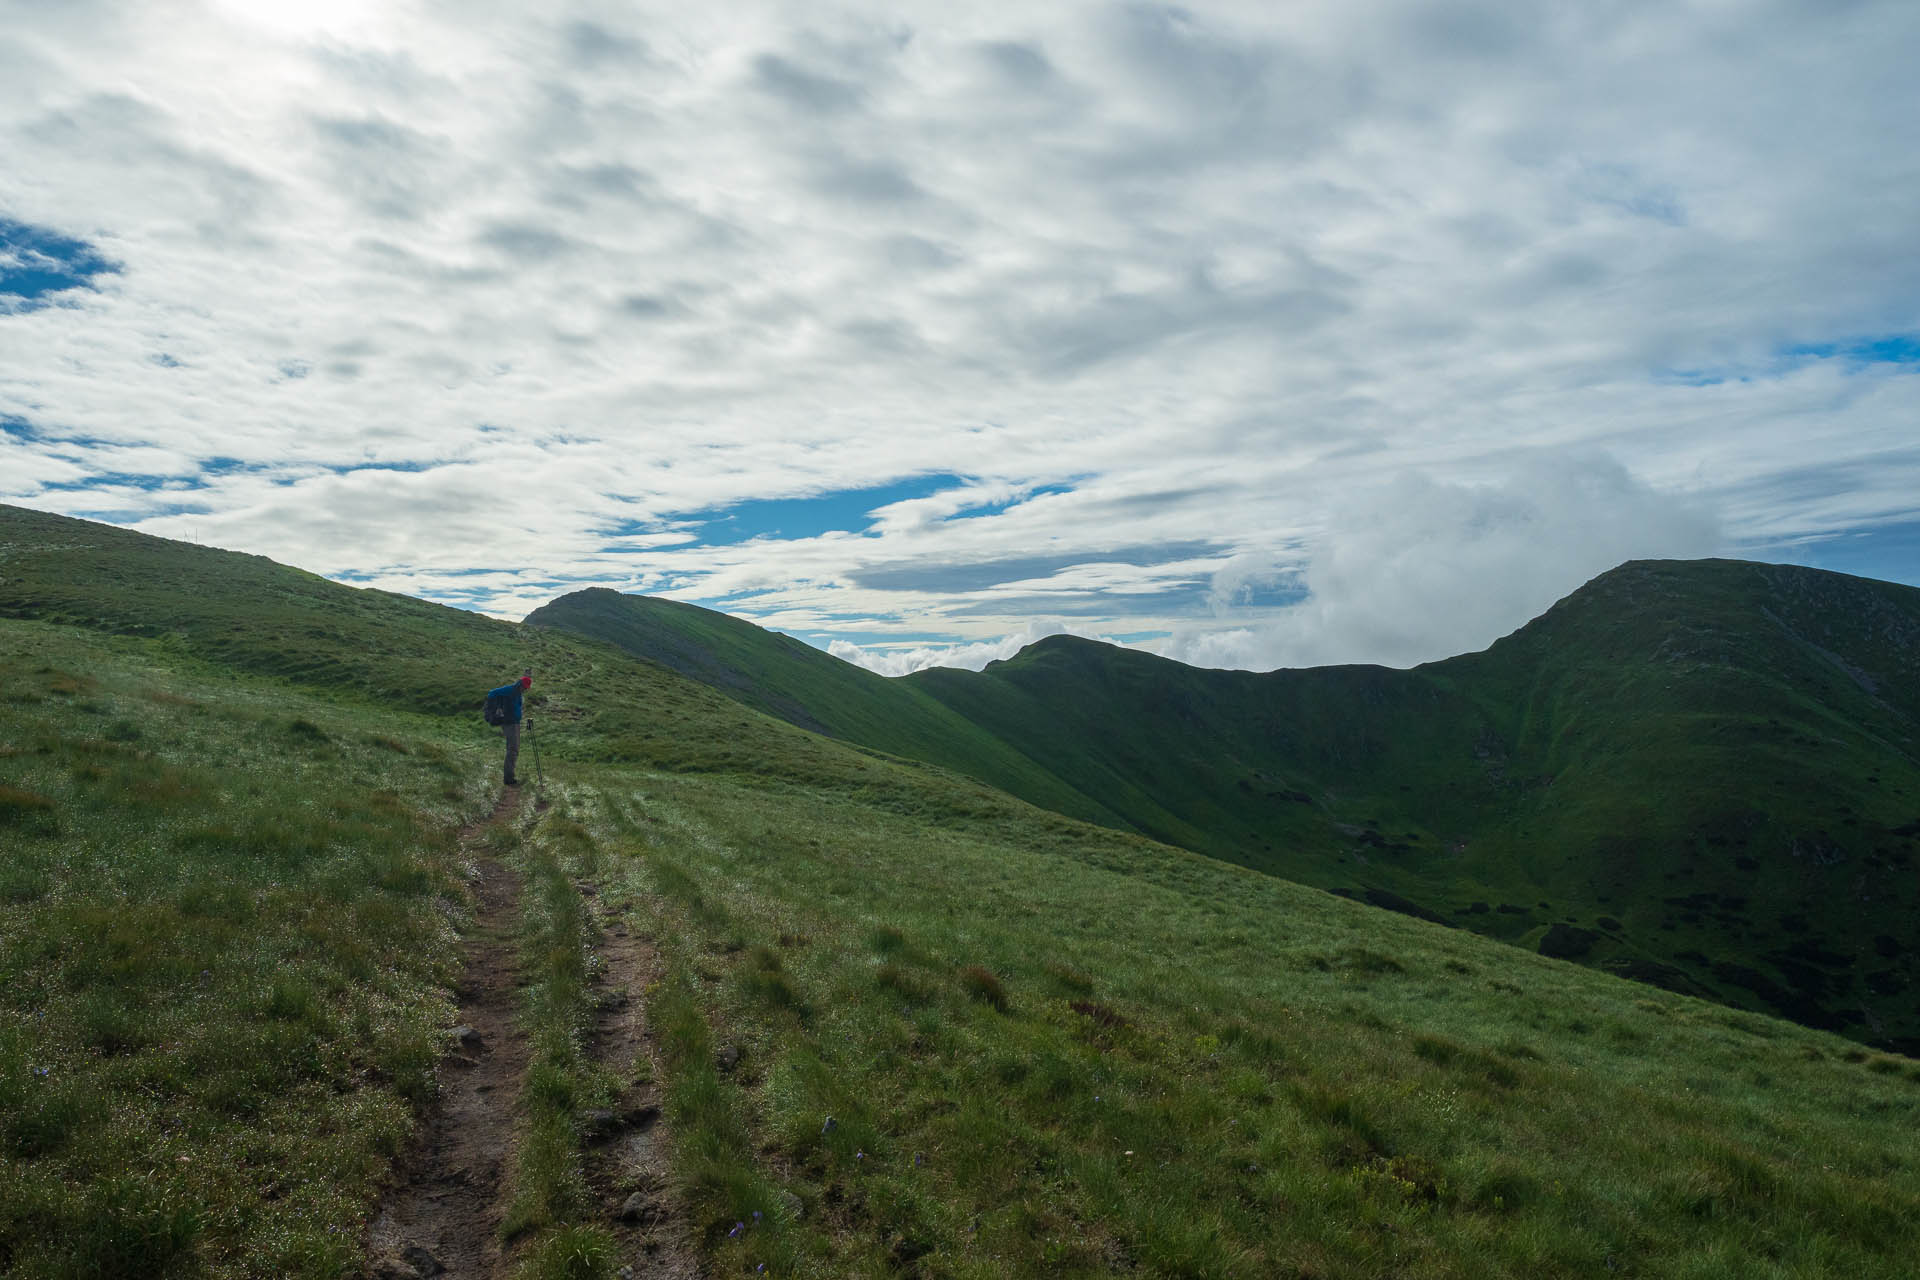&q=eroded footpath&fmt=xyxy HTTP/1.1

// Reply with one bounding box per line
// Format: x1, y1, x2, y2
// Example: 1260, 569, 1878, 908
580, 883, 701, 1278
361, 787, 699, 1279
364, 790, 529, 1279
